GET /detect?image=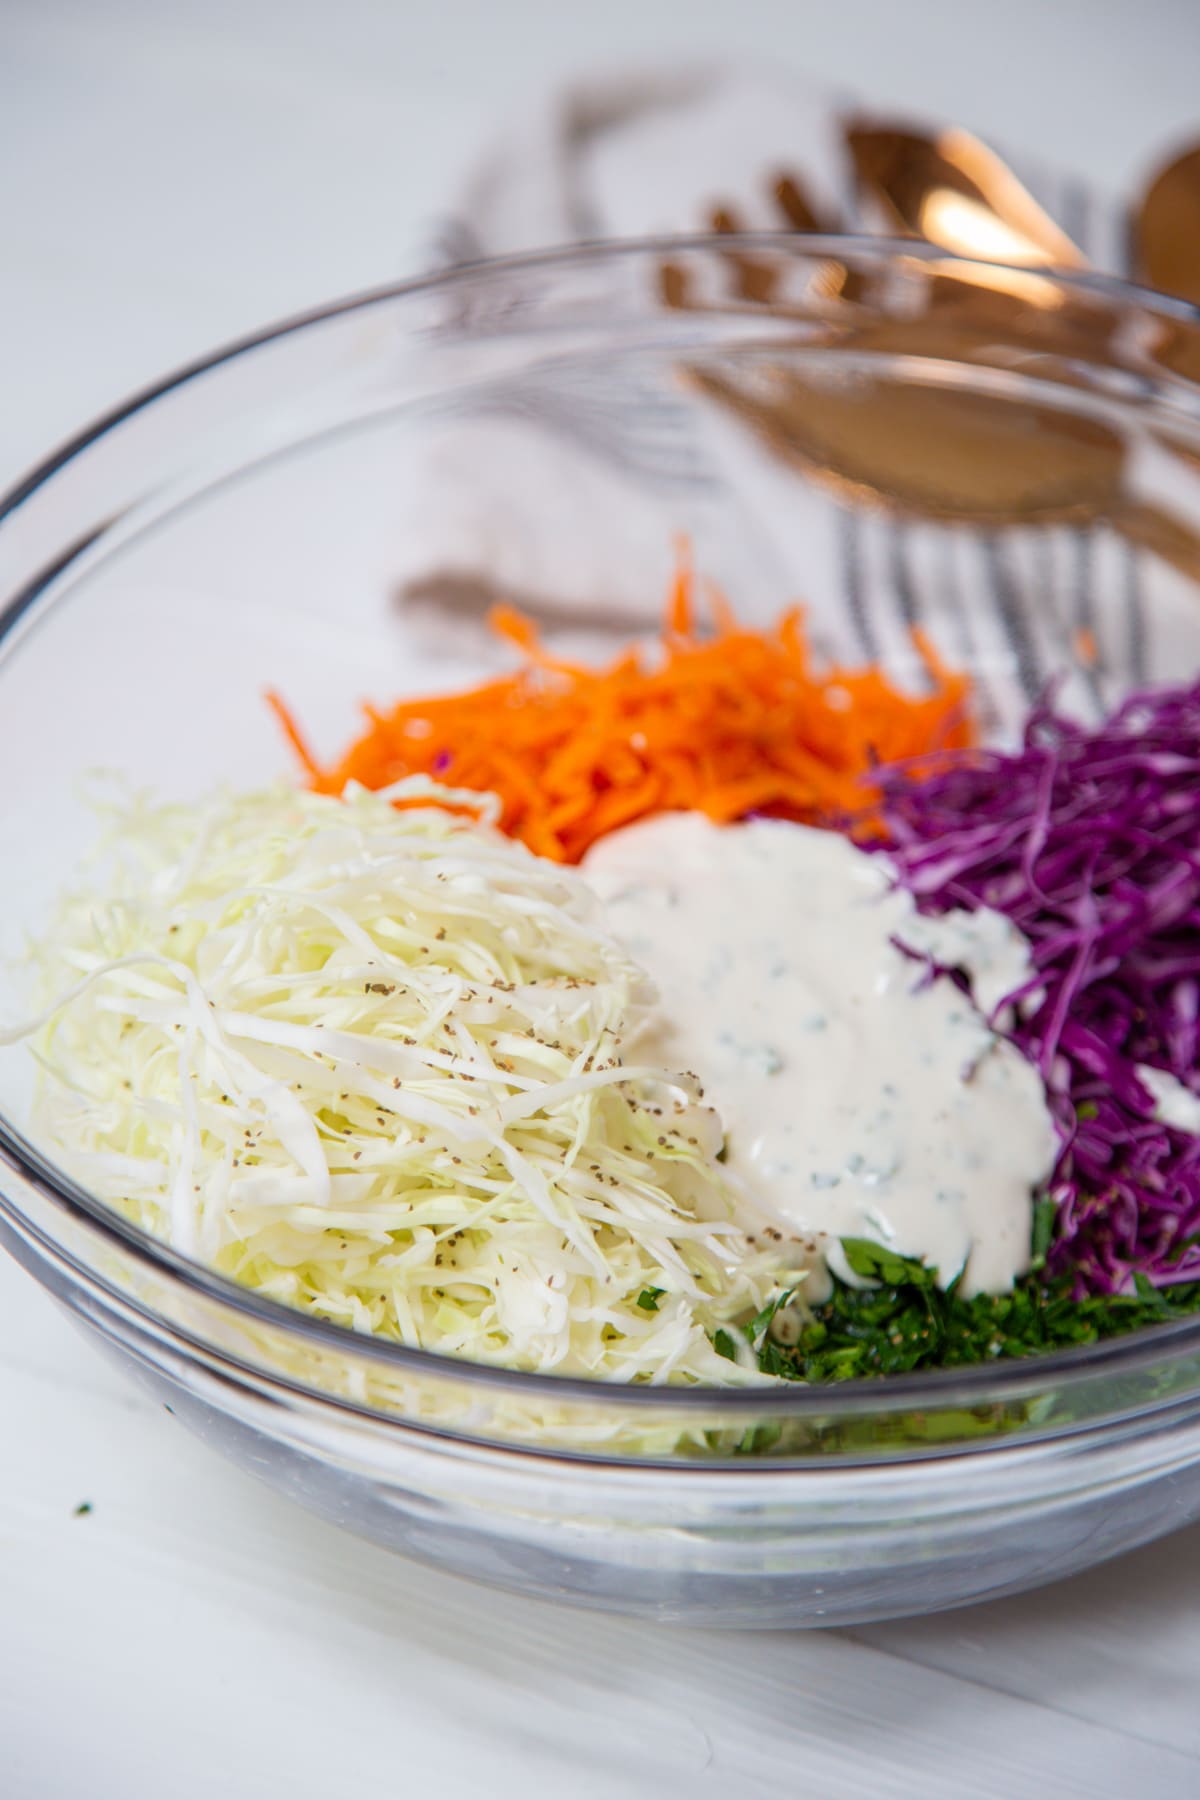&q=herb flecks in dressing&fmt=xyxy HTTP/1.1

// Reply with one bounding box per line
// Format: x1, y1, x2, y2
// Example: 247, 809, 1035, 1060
586, 815, 1057, 1295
